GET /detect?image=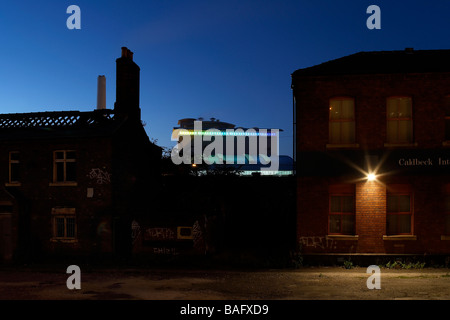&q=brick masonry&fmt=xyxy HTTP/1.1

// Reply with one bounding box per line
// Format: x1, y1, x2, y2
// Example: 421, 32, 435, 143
294, 59, 450, 255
